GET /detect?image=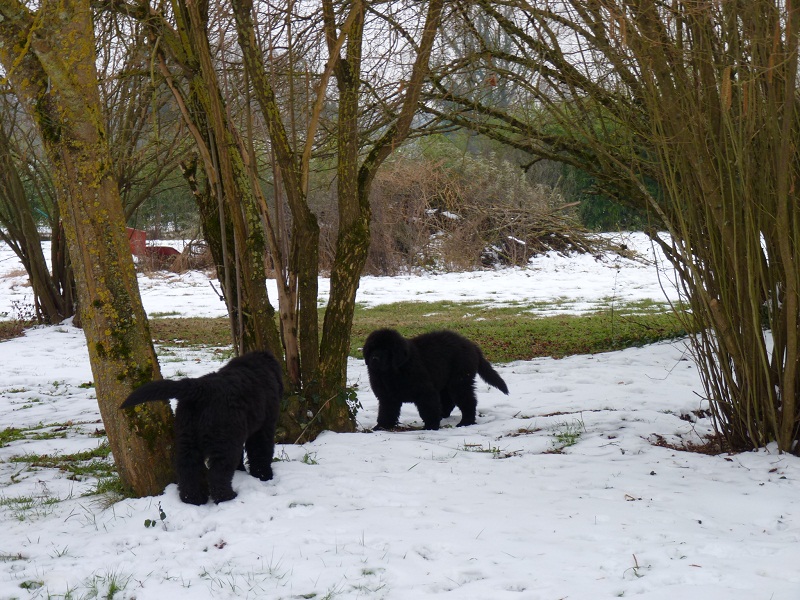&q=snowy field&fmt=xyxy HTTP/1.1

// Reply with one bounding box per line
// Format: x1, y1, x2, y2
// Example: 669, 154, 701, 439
1, 233, 680, 319
0, 233, 798, 600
